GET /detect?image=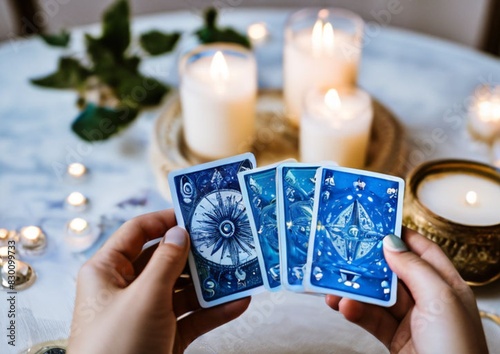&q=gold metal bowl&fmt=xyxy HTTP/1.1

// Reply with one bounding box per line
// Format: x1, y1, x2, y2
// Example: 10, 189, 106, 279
403, 159, 500, 286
